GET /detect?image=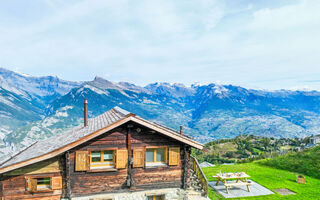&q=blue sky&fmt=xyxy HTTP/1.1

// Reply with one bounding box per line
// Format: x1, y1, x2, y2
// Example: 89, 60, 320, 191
0, 0, 320, 90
